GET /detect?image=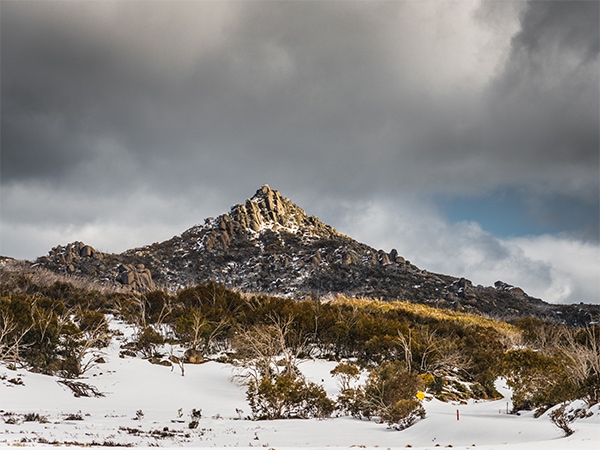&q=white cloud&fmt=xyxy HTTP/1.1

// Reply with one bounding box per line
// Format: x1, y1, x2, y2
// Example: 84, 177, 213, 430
0, 182, 227, 260
508, 235, 600, 305
338, 197, 599, 305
